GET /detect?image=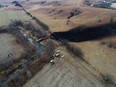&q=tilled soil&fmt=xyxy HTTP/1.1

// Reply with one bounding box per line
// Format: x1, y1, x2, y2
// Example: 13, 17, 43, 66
23, 47, 110, 87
